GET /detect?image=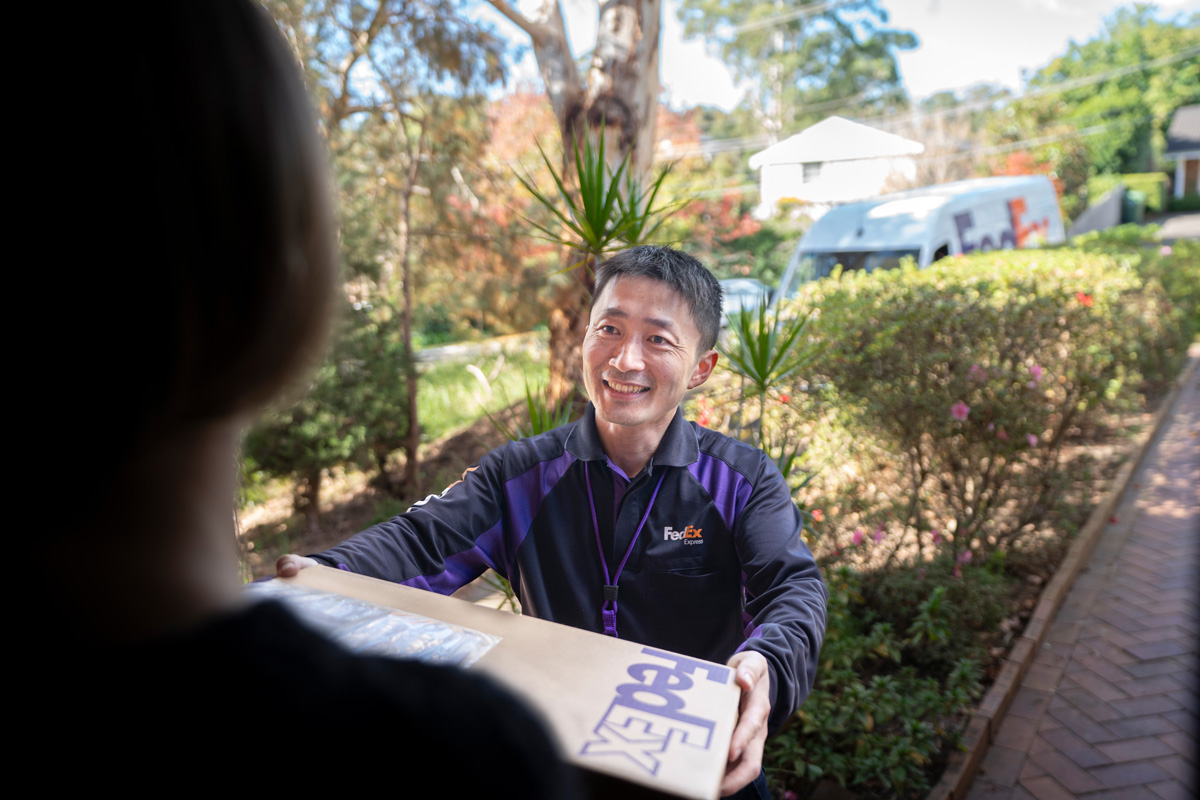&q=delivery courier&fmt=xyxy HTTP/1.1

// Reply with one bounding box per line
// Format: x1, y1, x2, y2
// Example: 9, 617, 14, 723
279, 245, 829, 799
